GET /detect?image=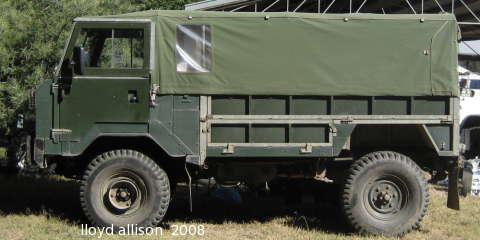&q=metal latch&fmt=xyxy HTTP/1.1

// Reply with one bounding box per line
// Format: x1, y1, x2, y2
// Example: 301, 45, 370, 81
51, 83, 59, 94
341, 116, 353, 124
222, 144, 235, 154
329, 125, 338, 136
300, 143, 313, 154
441, 119, 454, 124
149, 84, 160, 107
201, 126, 210, 133
200, 114, 212, 123
51, 128, 72, 143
